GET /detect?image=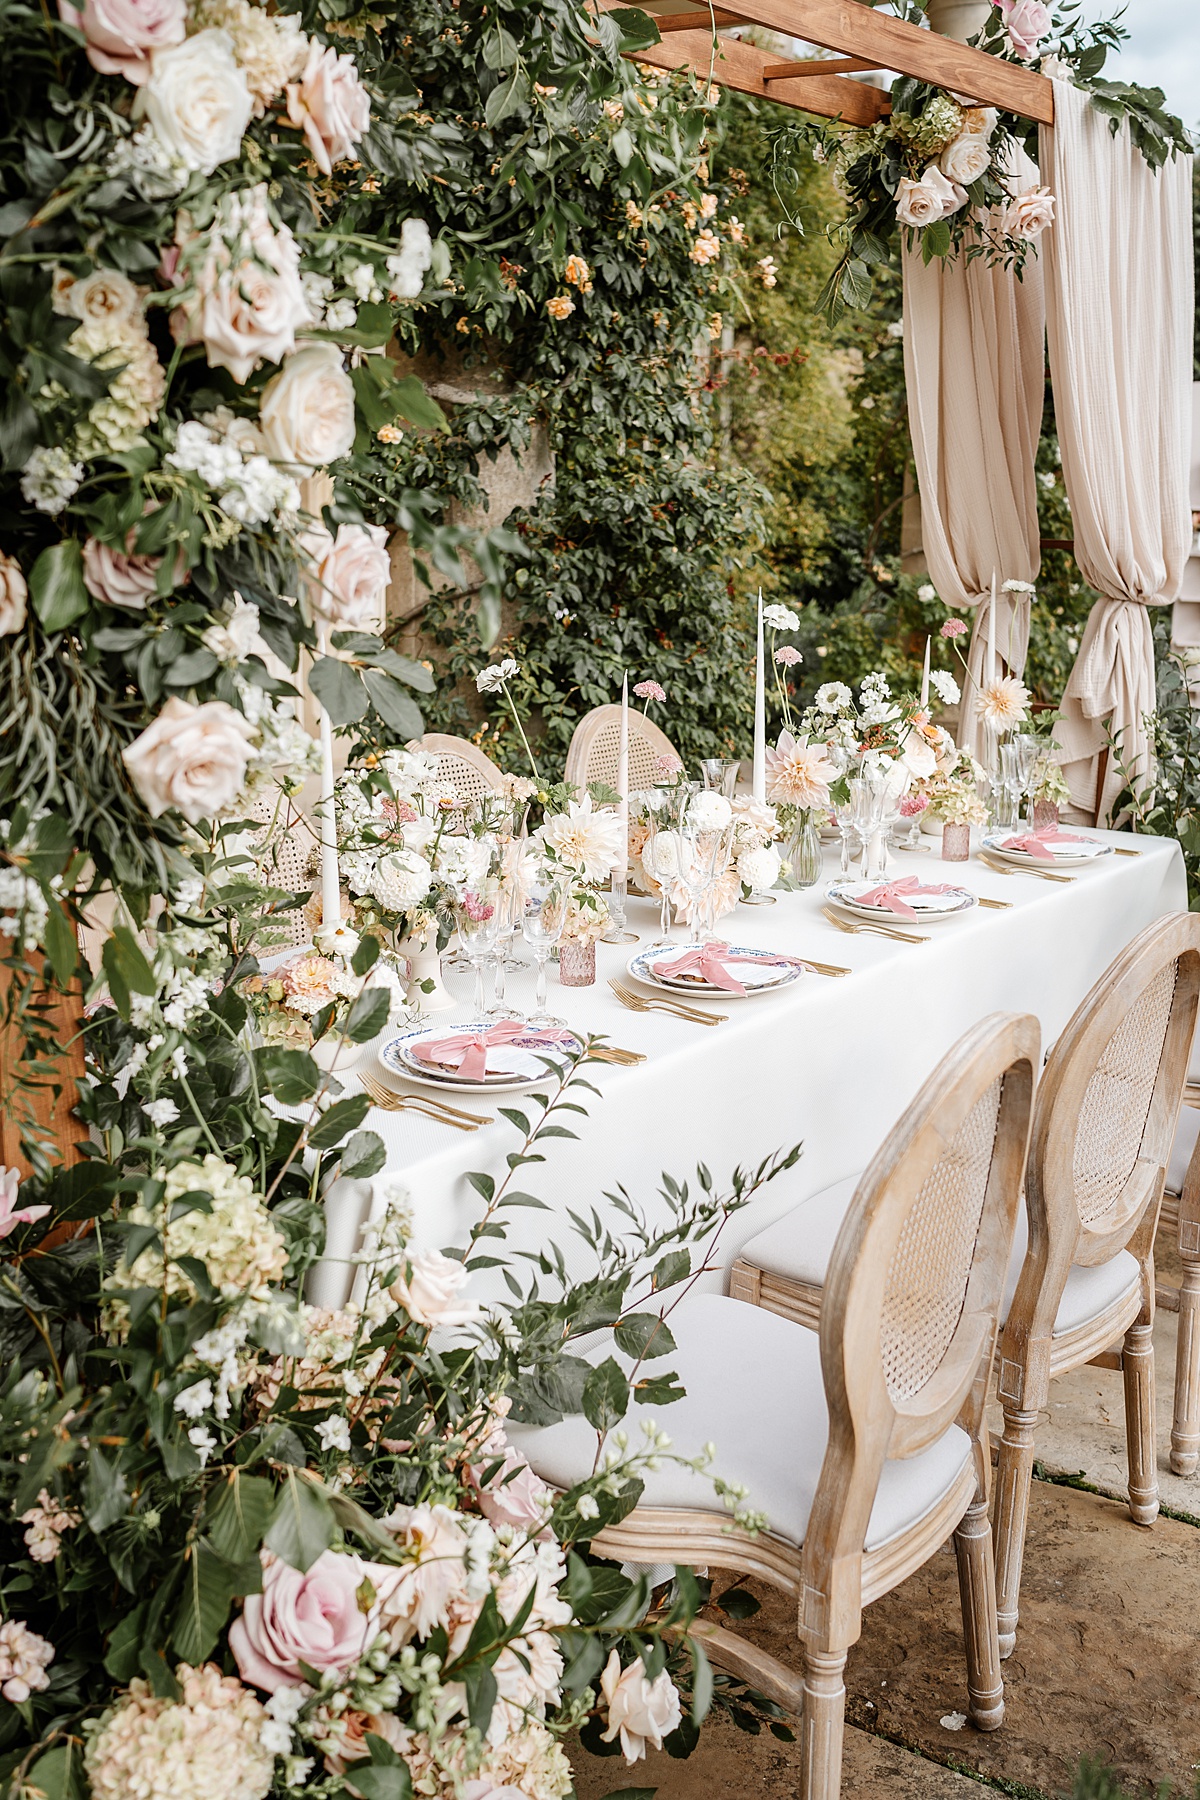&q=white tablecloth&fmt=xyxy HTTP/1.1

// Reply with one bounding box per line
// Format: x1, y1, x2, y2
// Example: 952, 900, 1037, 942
309, 830, 1187, 1309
